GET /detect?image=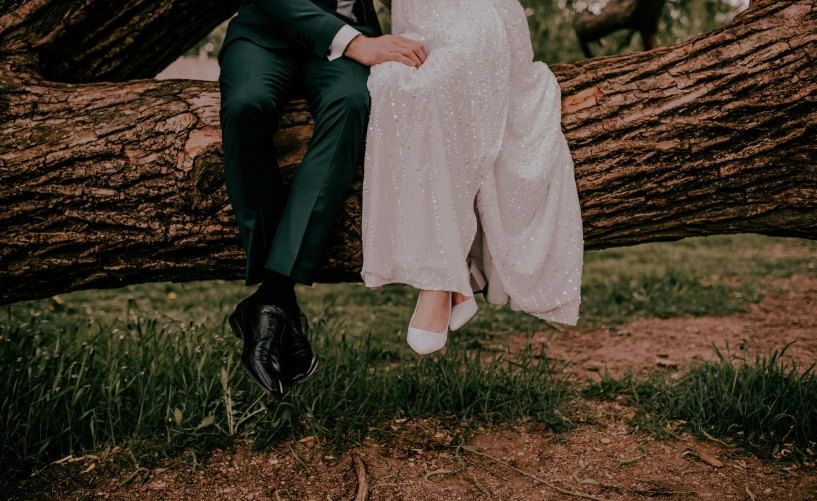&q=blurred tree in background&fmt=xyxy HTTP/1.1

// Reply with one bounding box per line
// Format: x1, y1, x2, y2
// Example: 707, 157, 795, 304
183, 0, 748, 64
182, 18, 229, 59
526, 0, 748, 63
